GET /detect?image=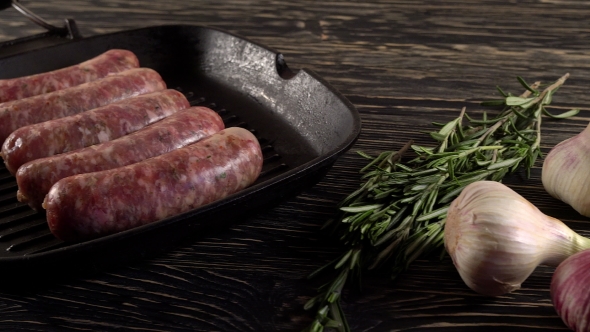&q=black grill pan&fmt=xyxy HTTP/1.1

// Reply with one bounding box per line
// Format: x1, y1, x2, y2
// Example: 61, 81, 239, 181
0, 24, 360, 281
